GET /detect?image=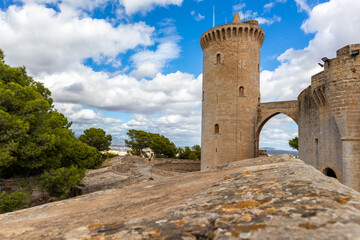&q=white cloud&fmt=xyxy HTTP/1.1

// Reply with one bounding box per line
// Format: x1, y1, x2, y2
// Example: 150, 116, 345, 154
294, 0, 311, 13
190, 10, 204, 21
264, 0, 287, 12
54, 103, 201, 146
119, 0, 183, 15
233, 3, 246, 12
131, 41, 181, 78
194, 13, 205, 21
256, 15, 281, 25
0, 4, 154, 75
264, 2, 275, 12
39, 67, 202, 115
238, 9, 281, 26
20, 0, 113, 11
260, 0, 360, 102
